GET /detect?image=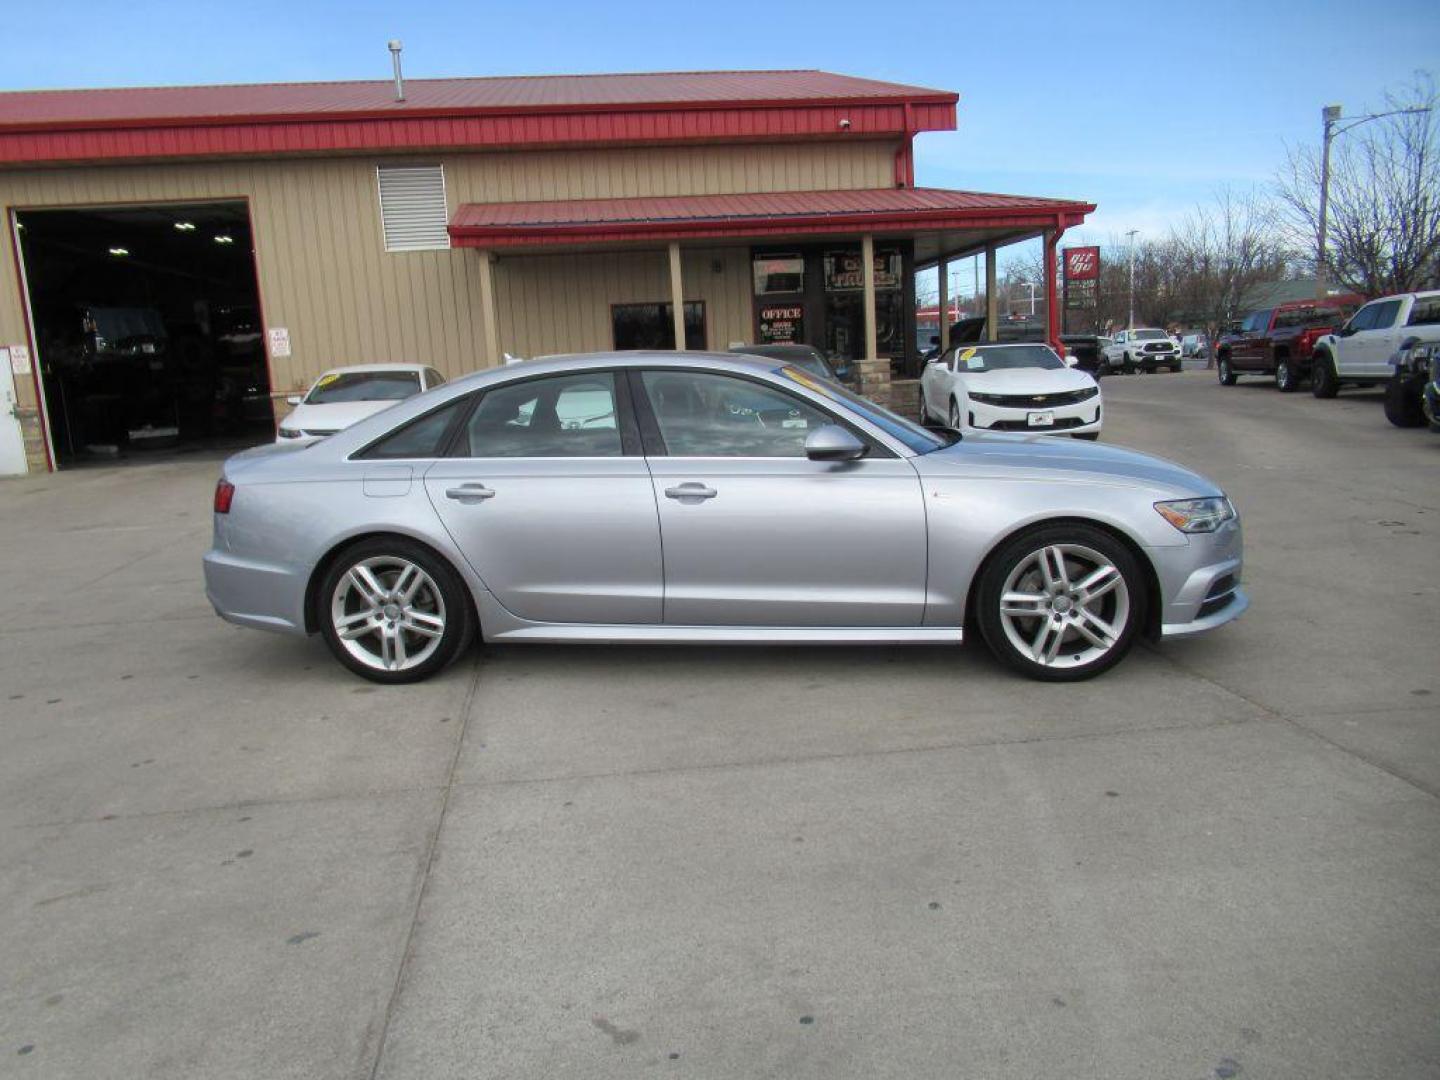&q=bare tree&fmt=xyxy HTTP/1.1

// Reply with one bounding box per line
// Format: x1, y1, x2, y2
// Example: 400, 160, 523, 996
1276, 73, 1440, 295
